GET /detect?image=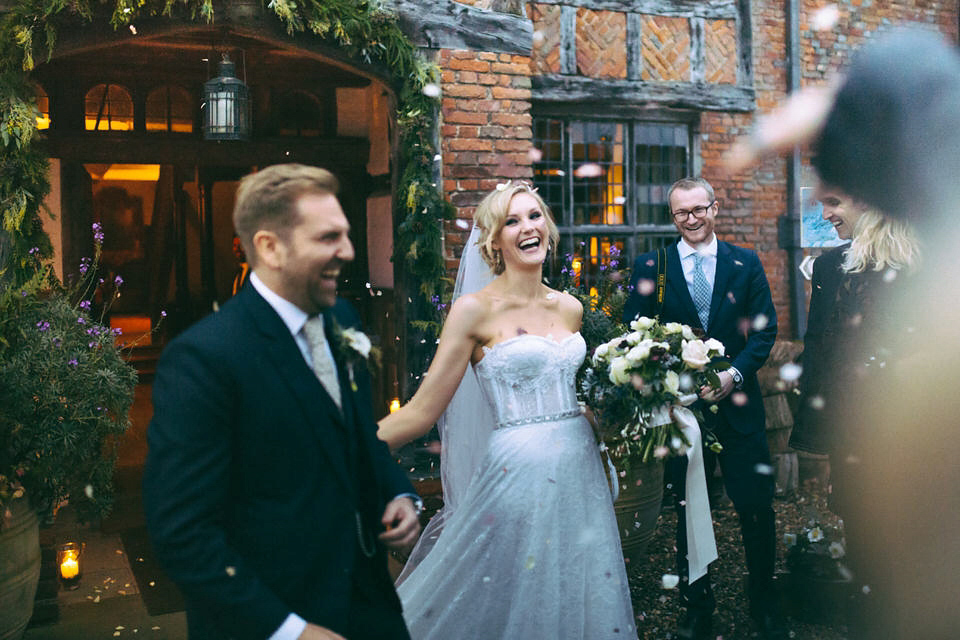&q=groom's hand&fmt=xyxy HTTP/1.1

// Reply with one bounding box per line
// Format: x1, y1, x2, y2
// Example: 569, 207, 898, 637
379, 497, 421, 552
298, 623, 346, 639
700, 369, 735, 403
